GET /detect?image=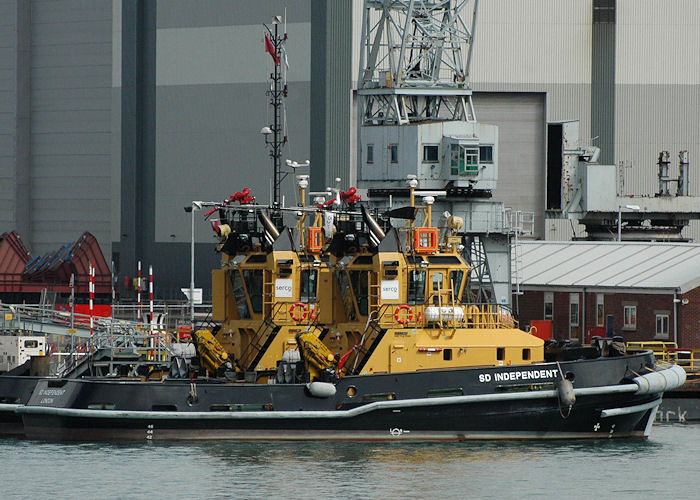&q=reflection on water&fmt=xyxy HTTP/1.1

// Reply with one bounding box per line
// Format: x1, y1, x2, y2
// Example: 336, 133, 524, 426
2, 425, 699, 500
